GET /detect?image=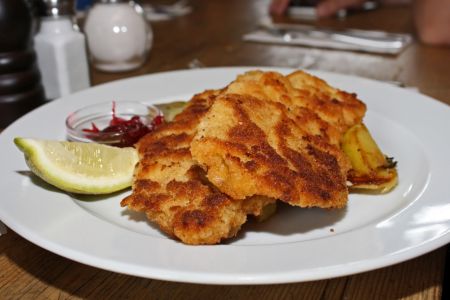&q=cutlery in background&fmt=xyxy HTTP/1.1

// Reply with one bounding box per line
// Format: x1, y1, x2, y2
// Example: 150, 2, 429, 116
244, 22, 413, 54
